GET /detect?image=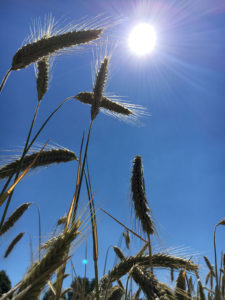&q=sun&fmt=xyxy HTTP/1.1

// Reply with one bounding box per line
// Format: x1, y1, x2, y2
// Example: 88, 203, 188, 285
129, 23, 157, 56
